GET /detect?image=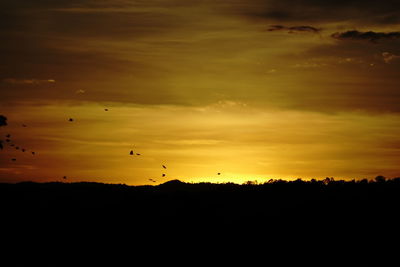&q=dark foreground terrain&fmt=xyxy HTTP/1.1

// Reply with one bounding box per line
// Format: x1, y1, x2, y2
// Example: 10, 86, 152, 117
1, 178, 399, 263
